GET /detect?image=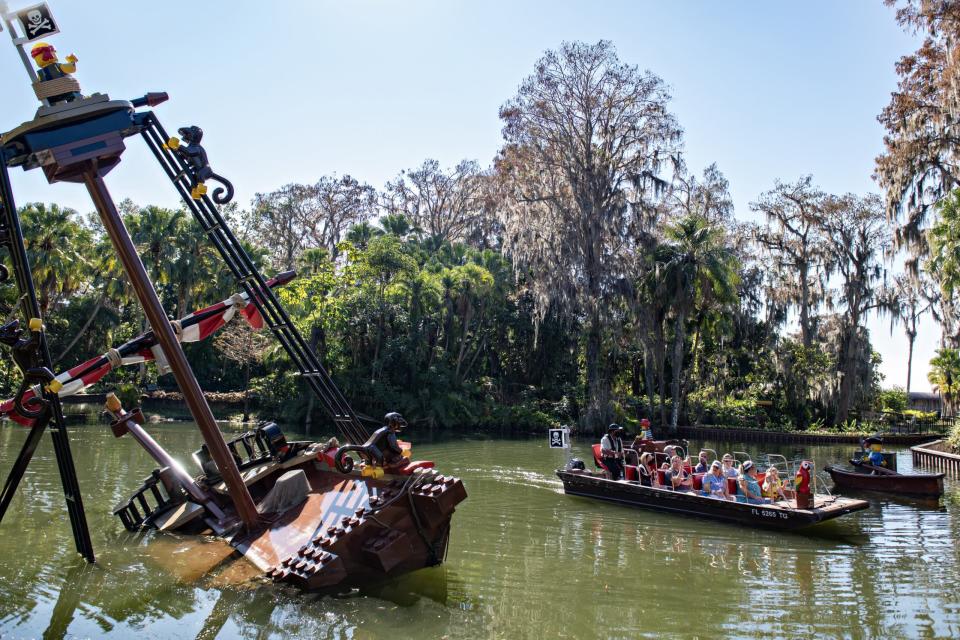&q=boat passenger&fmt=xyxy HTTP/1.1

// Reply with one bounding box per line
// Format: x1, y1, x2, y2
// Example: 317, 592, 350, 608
721, 454, 739, 478
664, 455, 693, 492
638, 452, 659, 487
694, 450, 710, 473
737, 461, 770, 504
660, 445, 678, 470
600, 424, 626, 481
701, 460, 733, 500
761, 466, 793, 501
